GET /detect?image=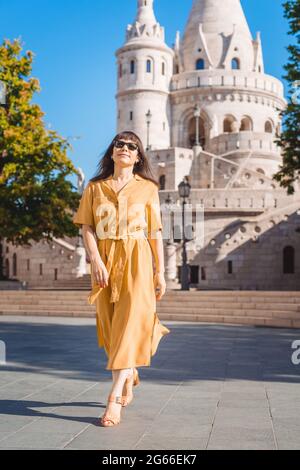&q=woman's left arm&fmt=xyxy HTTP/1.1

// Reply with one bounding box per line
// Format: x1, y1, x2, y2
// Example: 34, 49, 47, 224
147, 230, 166, 300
